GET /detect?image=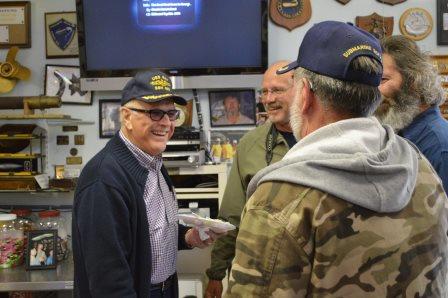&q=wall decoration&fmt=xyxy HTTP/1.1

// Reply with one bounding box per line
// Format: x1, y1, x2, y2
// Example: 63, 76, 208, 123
269, 0, 311, 31
74, 134, 84, 145
356, 13, 393, 39
431, 55, 448, 76
26, 230, 57, 270
437, 0, 448, 45
175, 100, 193, 128
54, 165, 65, 179
0, 1, 31, 48
56, 135, 69, 145
377, 0, 406, 5
431, 55, 448, 120
69, 148, 78, 156
0, 46, 30, 93
62, 125, 78, 132
399, 8, 433, 41
335, 0, 351, 4
44, 11, 78, 58
66, 156, 82, 165
99, 99, 121, 138
44, 65, 92, 105
209, 90, 256, 127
